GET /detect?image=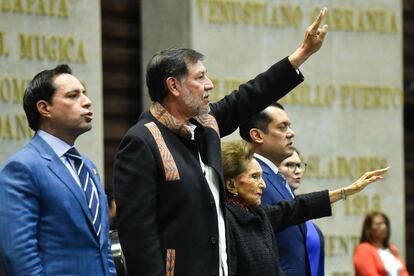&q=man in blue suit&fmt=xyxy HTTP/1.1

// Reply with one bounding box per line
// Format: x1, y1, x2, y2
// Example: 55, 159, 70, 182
0, 65, 116, 275
240, 102, 317, 276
